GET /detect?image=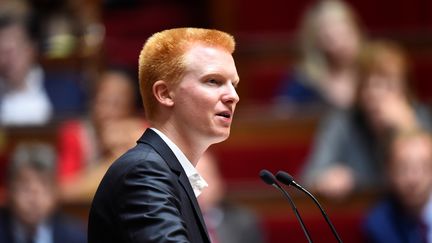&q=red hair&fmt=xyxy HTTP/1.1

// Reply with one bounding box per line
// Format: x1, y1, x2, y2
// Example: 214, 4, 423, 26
138, 28, 235, 120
